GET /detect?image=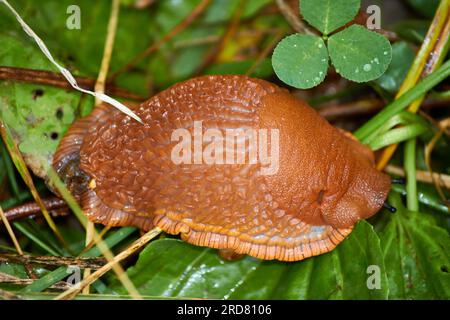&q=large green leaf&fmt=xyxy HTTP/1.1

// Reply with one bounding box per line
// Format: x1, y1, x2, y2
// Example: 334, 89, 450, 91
0, 0, 153, 77
116, 221, 387, 299
0, 34, 82, 177
374, 42, 415, 94
379, 194, 450, 299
